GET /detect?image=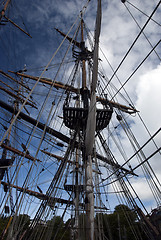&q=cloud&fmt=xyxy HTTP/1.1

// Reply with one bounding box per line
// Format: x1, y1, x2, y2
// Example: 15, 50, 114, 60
107, 64, 161, 206
98, 0, 161, 209
131, 177, 154, 201
136, 63, 161, 133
